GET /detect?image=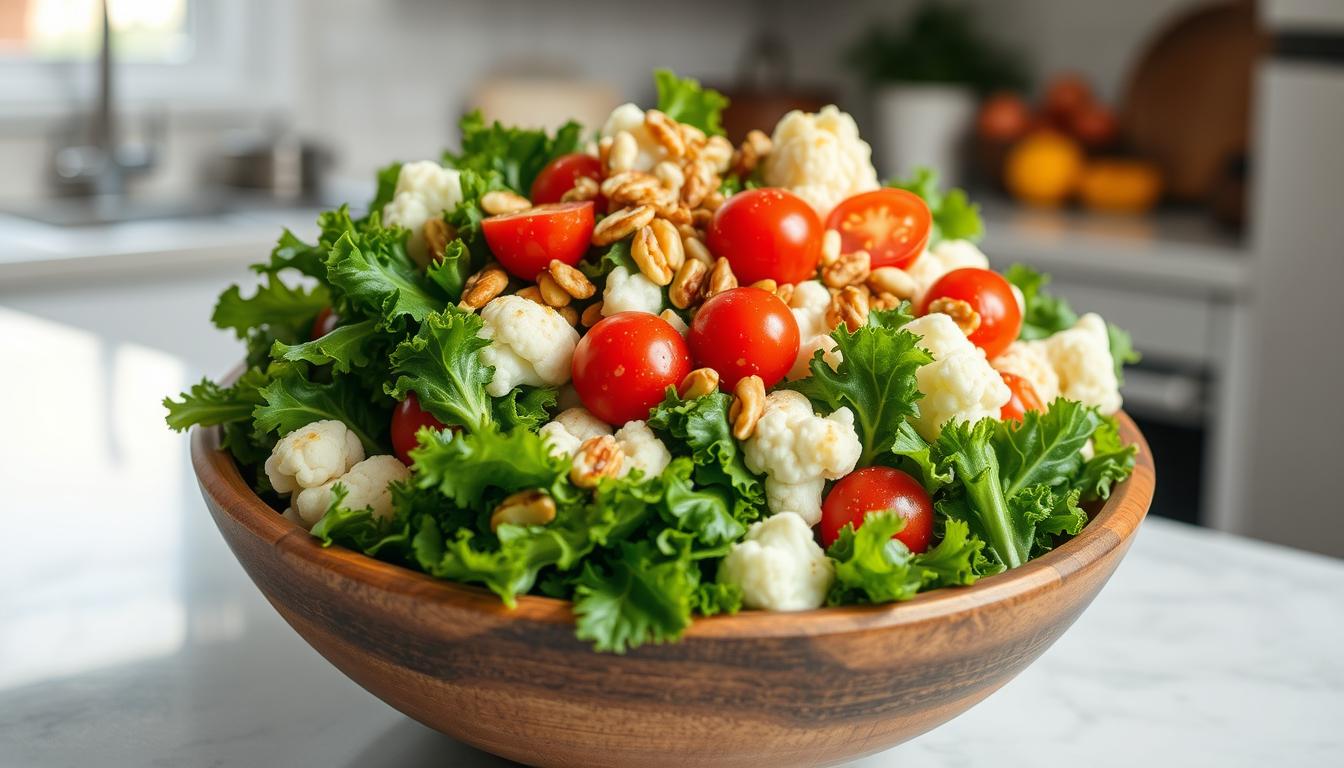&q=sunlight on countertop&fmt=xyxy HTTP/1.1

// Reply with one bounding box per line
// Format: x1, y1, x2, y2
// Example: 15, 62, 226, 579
0, 308, 191, 689
0, 266, 263, 696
